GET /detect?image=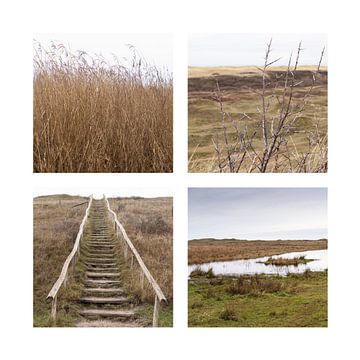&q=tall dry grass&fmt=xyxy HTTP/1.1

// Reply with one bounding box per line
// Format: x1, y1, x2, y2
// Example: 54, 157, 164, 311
33, 195, 88, 326
33, 41, 172, 173
109, 197, 173, 302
